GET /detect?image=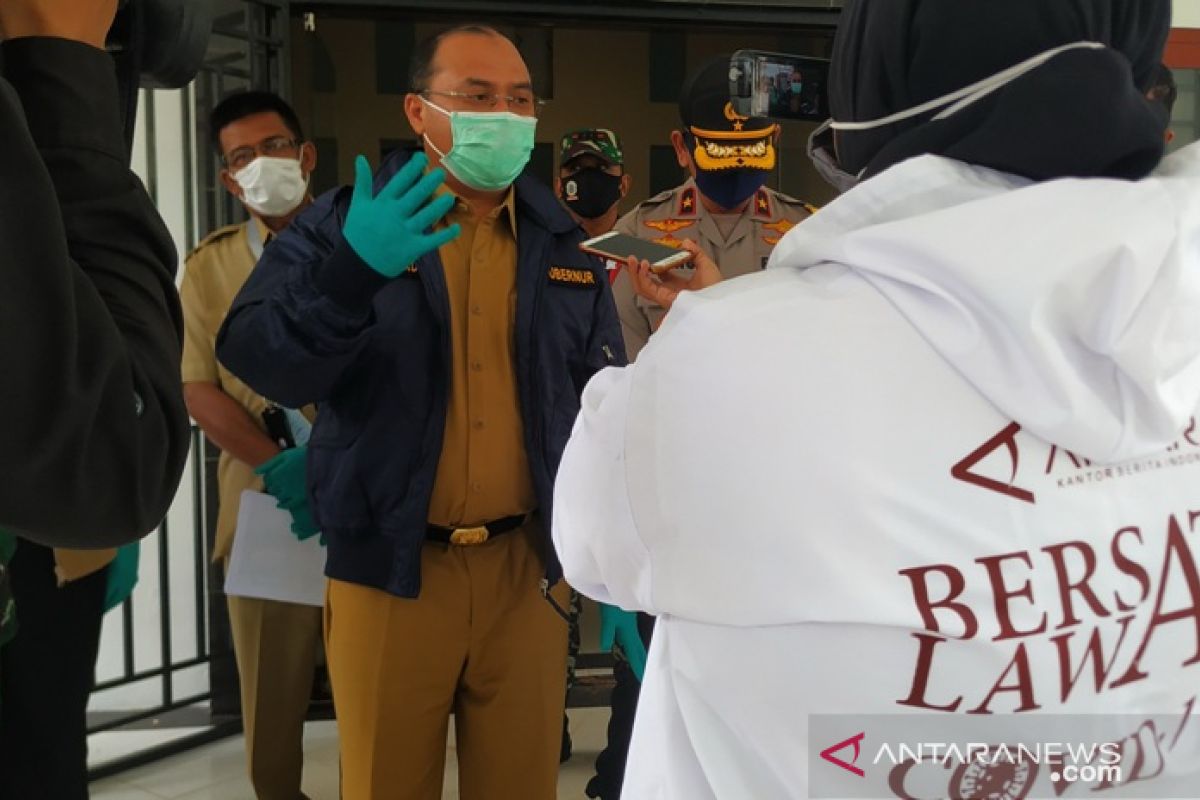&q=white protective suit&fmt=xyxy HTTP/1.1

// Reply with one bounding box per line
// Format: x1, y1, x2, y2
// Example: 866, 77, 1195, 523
553, 142, 1200, 799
